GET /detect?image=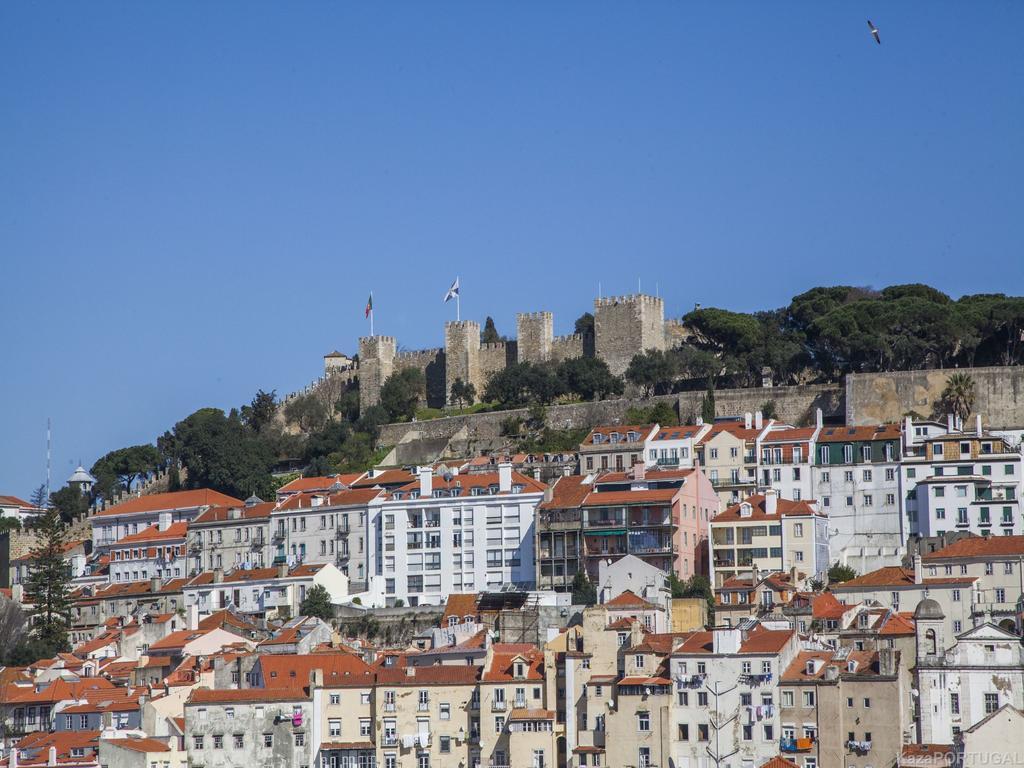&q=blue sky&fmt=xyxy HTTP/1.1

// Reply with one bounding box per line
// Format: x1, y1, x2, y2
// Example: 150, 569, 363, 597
2, 2, 1023, 498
